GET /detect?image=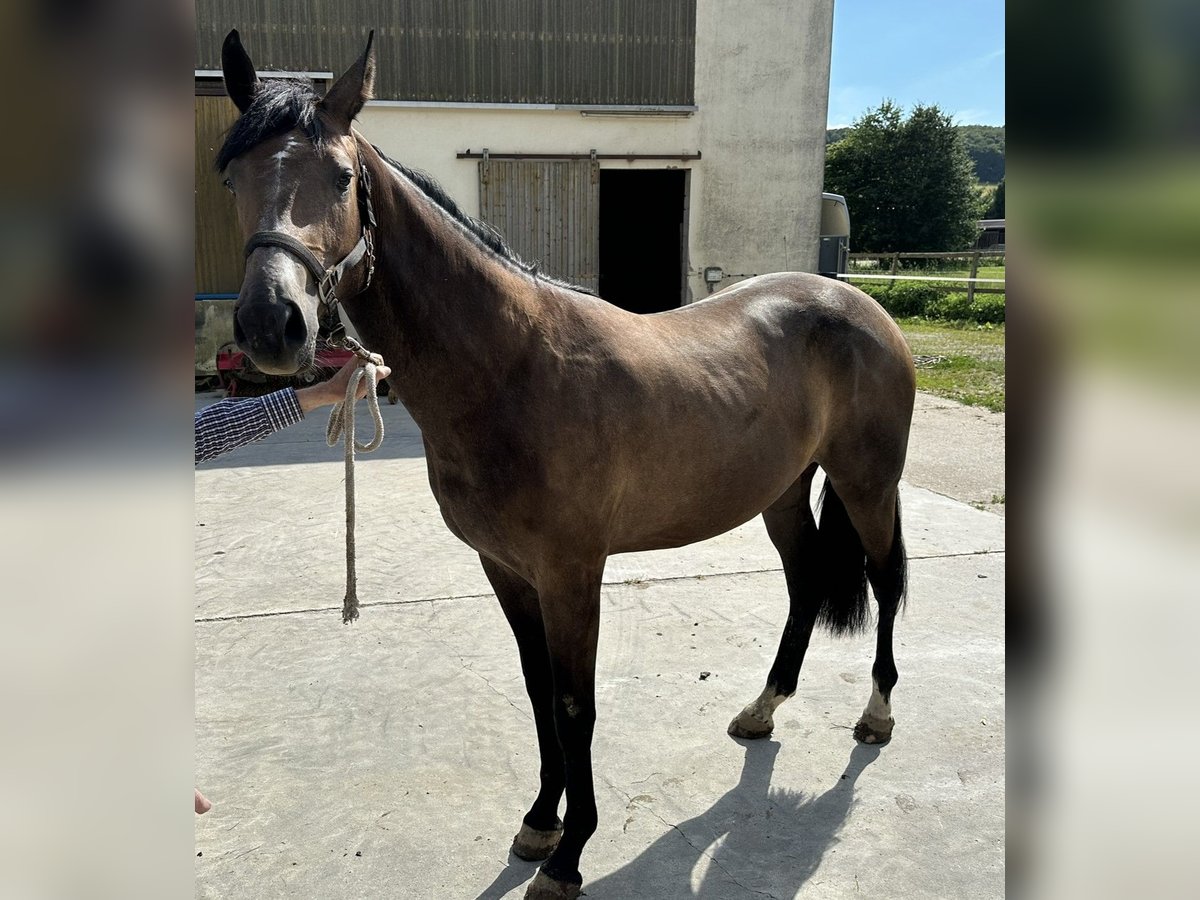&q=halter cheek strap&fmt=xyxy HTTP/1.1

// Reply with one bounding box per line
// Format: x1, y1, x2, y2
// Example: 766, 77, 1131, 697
242, 140, 377, 352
